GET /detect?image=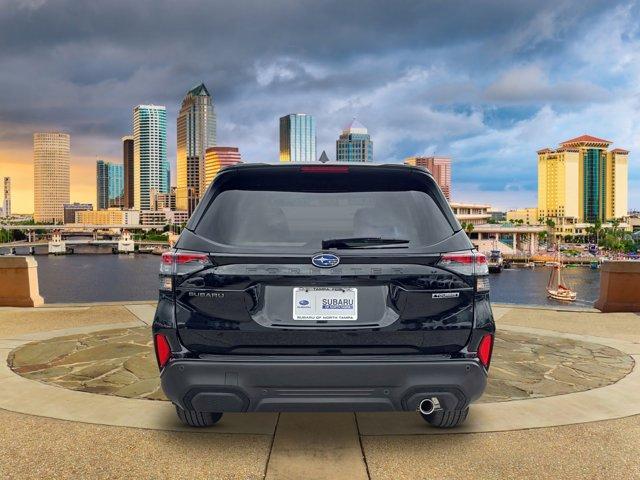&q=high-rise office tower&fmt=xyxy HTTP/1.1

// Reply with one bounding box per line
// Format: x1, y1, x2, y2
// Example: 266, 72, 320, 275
133, 105, 168, 211
33, 132, 70, 223
108, 163, 124, 208
96, 160, 109, 210
279, 114, 316, 162
176, 83, 216, 214
404, 156, 452, 200
336, 119, 373, 163
204, 147, 242, 187
97, 160, 124, 209
537, 135, 628, 223
122, 135, 134, 208
3, 177, 10, 217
